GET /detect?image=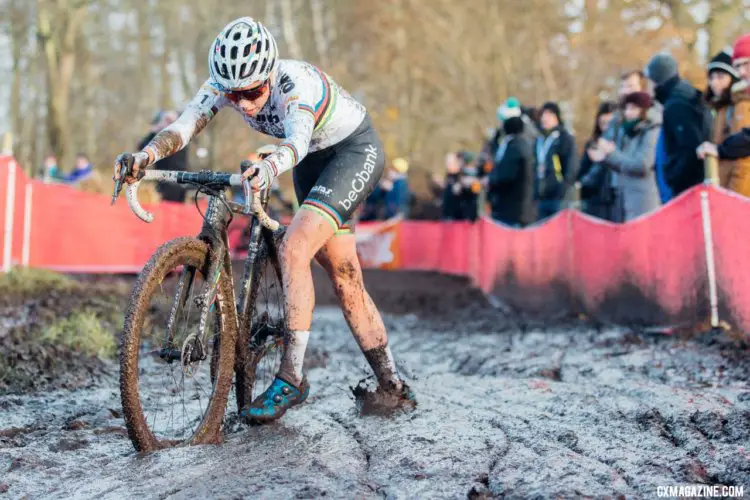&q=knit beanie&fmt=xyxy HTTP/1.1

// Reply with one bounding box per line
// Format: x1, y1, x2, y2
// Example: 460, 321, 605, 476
708, 49, 740, 81
623, 91, 653, 109
645, 53, 679, 87
497, 97, 522, 122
